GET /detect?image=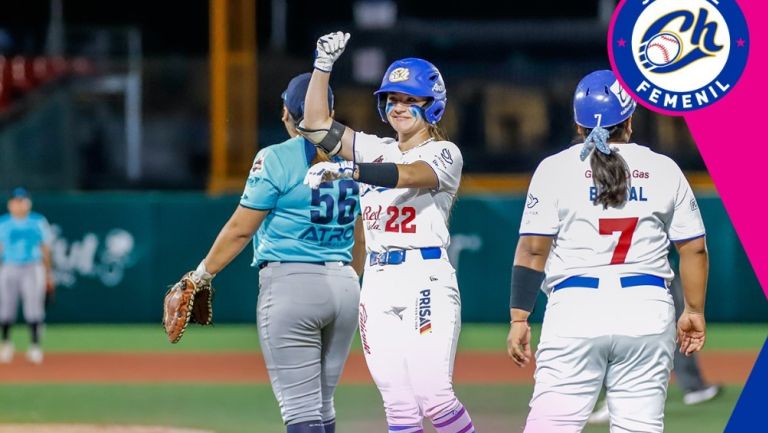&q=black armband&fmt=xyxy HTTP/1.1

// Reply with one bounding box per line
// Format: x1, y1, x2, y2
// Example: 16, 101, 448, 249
318, 120, 346, 156
509, 265, 545, 312
297, 120, 346, 157
356, 163, 399, 188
